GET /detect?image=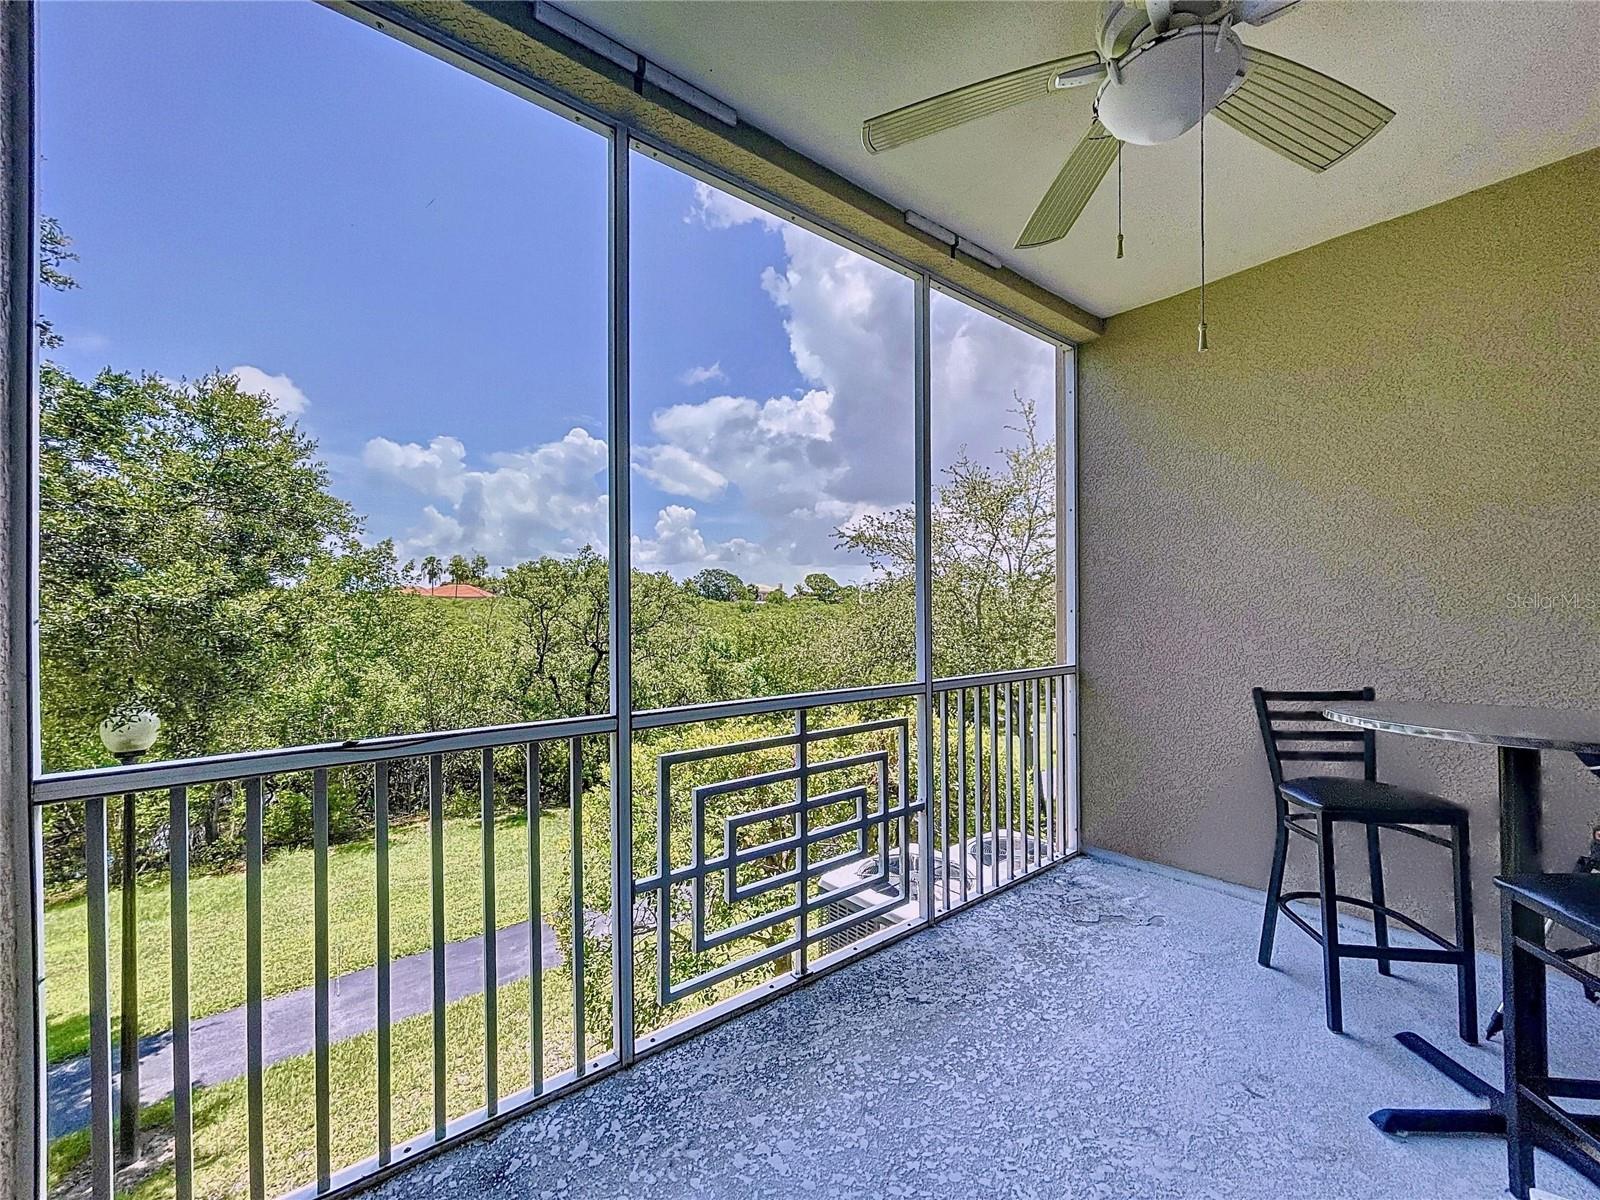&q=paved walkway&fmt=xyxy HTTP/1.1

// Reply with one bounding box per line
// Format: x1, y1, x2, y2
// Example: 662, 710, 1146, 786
48, 920, 563, 1138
